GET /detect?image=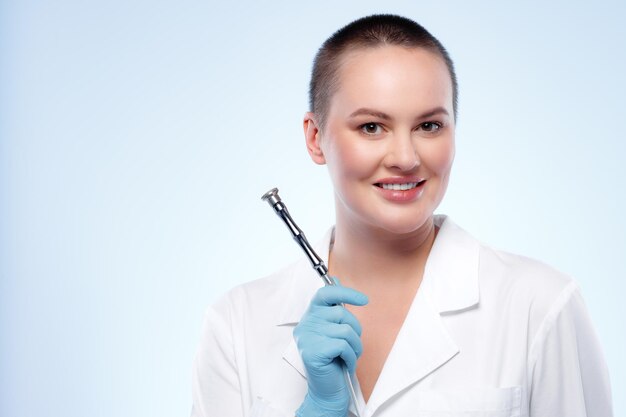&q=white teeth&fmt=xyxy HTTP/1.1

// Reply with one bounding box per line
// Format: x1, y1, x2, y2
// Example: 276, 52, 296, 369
380, 182, 419, 190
